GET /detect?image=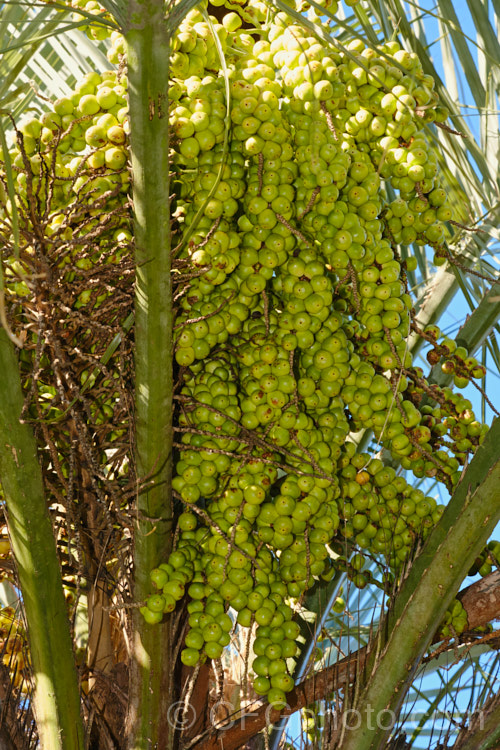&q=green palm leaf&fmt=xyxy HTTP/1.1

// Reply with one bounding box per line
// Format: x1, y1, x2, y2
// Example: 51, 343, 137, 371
0, 2, 109, 119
